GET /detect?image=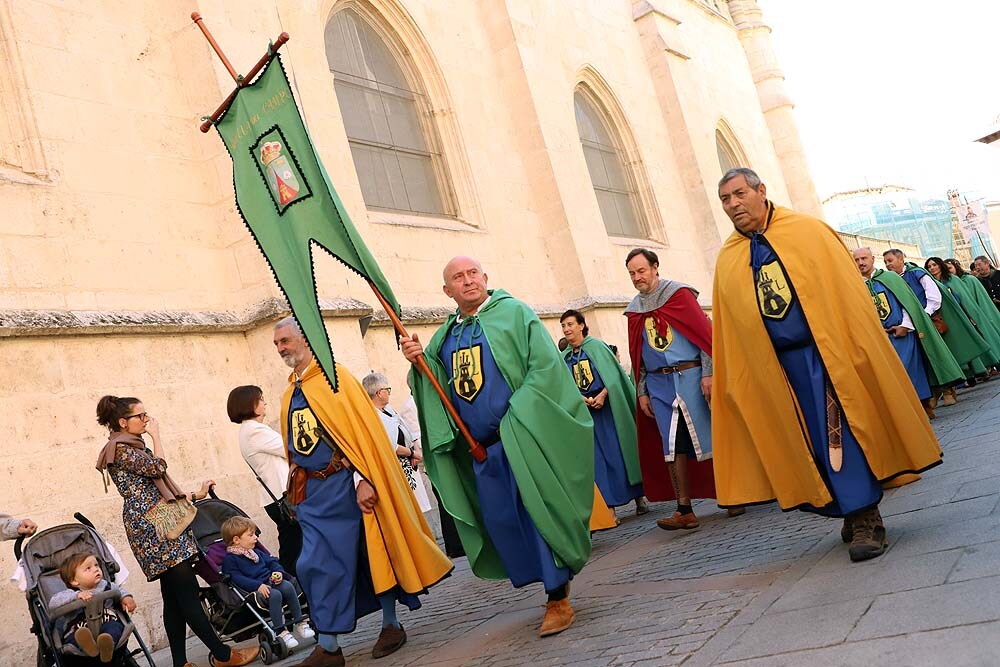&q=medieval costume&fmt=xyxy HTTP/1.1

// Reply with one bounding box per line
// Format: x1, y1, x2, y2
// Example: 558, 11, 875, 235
409, 289, 593, 635
865, 269, 964, 395
564, 336, 644, 508
281, 362, 450, 650
712, 203, 942, 561
898, 262, 990, 376
625, 281, 716, 504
